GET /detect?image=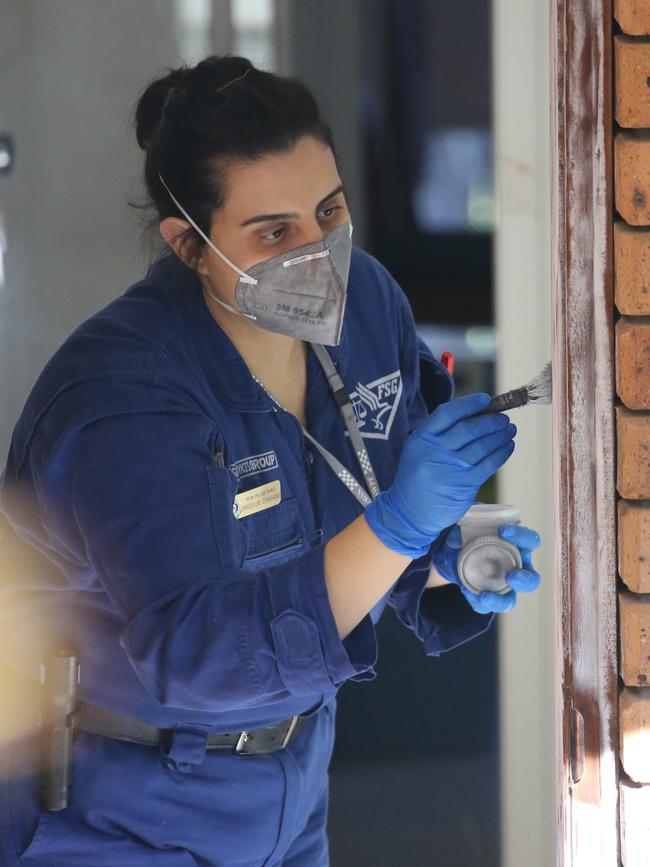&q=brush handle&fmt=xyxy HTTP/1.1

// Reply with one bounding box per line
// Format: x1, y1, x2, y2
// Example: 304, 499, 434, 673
474, 387, 529, 416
